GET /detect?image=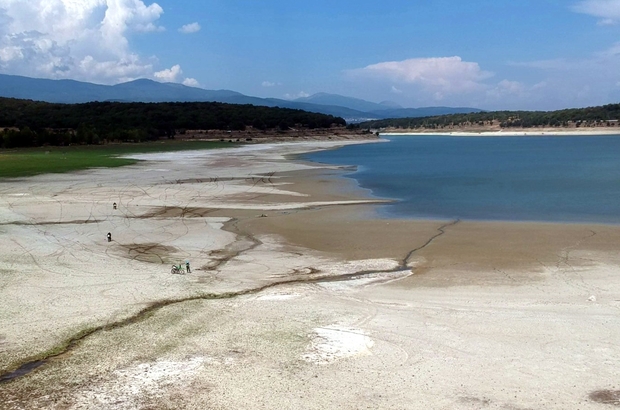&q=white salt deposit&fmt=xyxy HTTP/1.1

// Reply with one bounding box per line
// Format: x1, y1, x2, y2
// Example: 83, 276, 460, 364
72, 357, 205, 409
256, 293, 301, 301
303, 325, 374, 365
